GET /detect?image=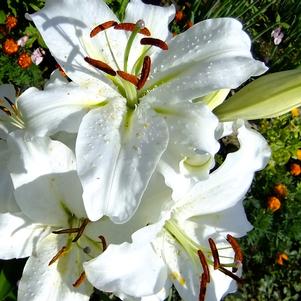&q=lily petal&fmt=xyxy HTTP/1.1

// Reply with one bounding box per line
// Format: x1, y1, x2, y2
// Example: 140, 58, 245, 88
144, 18, 267, 103
76, 100, 169, 223
175, 121, 271, 219
18, 82, 116, 136
0, 212, 48, 259
30, 0, 127, 85
84, 225, 167, 298
18, 234, 92, 301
